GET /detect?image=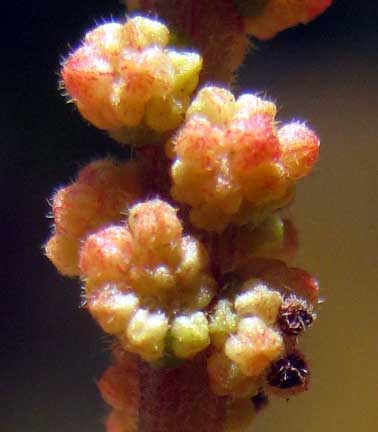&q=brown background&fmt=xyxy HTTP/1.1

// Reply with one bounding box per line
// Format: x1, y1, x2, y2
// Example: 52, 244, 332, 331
1, 1, 377, 430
